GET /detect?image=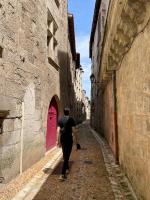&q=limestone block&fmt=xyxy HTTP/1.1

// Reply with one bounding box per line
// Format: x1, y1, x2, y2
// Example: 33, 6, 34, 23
5, 79, 24, 99
0, 143, 20, 182
33, 120, 41, 132
22, 134, 44, 171
14, 118, 22, 130
13, 67, 28, 87
24, 118, 34, 129
0, 76, 6, 95
1, 130, 20, 146
3, 48, 18, 63
3, 119, 14, 132
34, 109, 41, 121
0, 95, 16, 111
